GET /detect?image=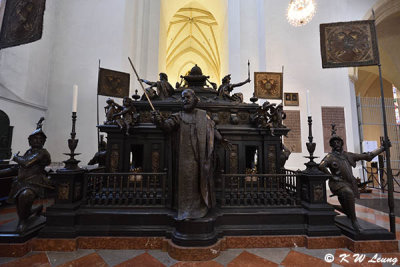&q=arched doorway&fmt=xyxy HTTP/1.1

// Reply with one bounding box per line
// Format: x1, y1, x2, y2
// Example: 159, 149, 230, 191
0, 110, 13, 161
355, 1, 400, 189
